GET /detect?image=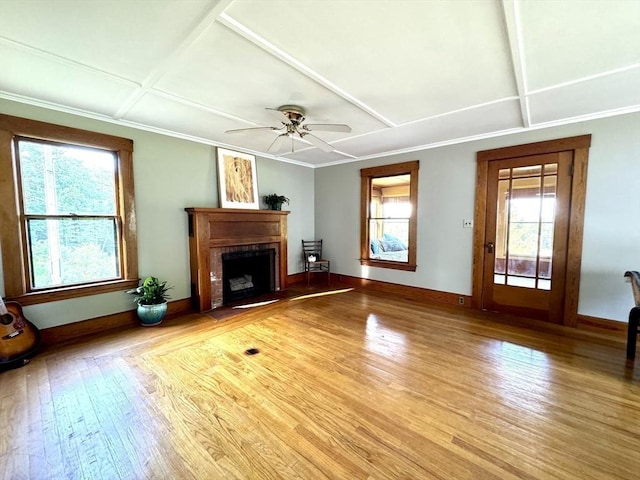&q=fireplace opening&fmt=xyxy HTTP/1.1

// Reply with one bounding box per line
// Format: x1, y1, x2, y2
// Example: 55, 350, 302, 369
222, 249, 276, 304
